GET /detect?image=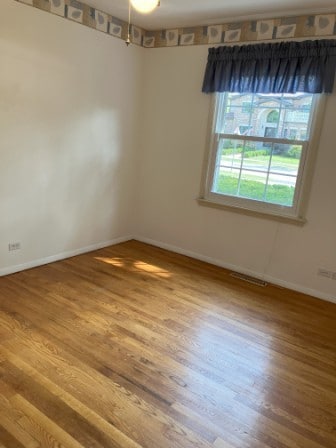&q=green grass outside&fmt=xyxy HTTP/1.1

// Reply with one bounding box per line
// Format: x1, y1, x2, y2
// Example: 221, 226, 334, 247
216, 174, 295, 206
